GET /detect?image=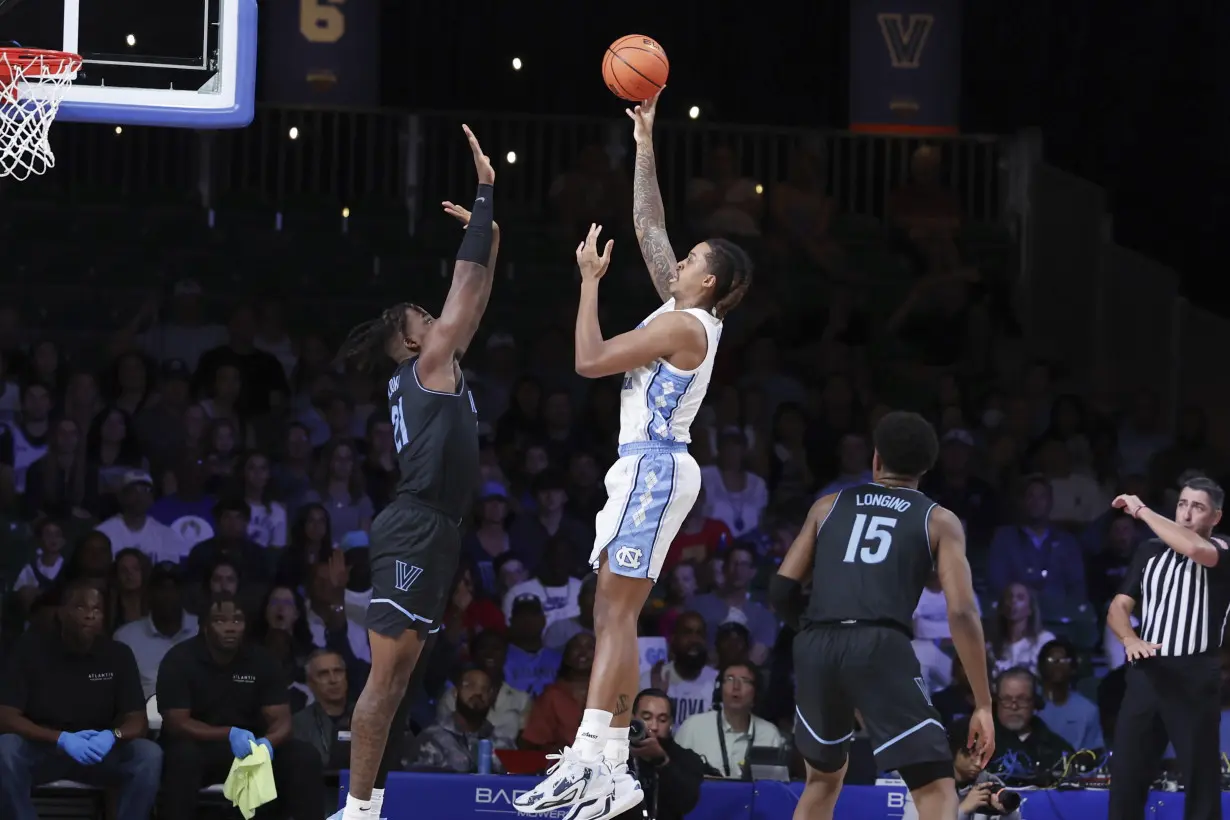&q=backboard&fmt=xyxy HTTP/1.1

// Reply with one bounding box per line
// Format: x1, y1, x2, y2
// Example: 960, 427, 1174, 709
1, 0, 256, 127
